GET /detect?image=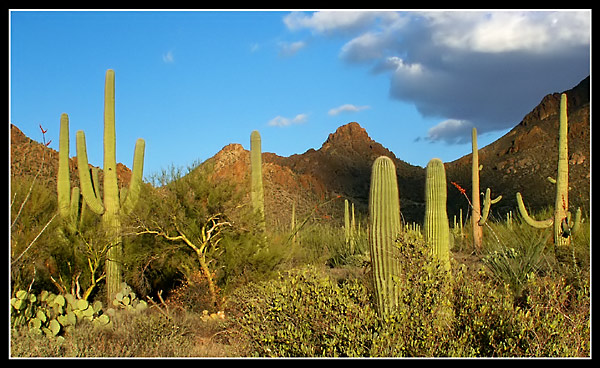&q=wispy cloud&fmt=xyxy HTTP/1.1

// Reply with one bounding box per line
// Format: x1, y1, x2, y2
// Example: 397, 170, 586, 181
278, 40, 306, 57
162, 50, 175, 64
268, 113, 308, 127
284, 10, 590, 144
328, 104, 370, 116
